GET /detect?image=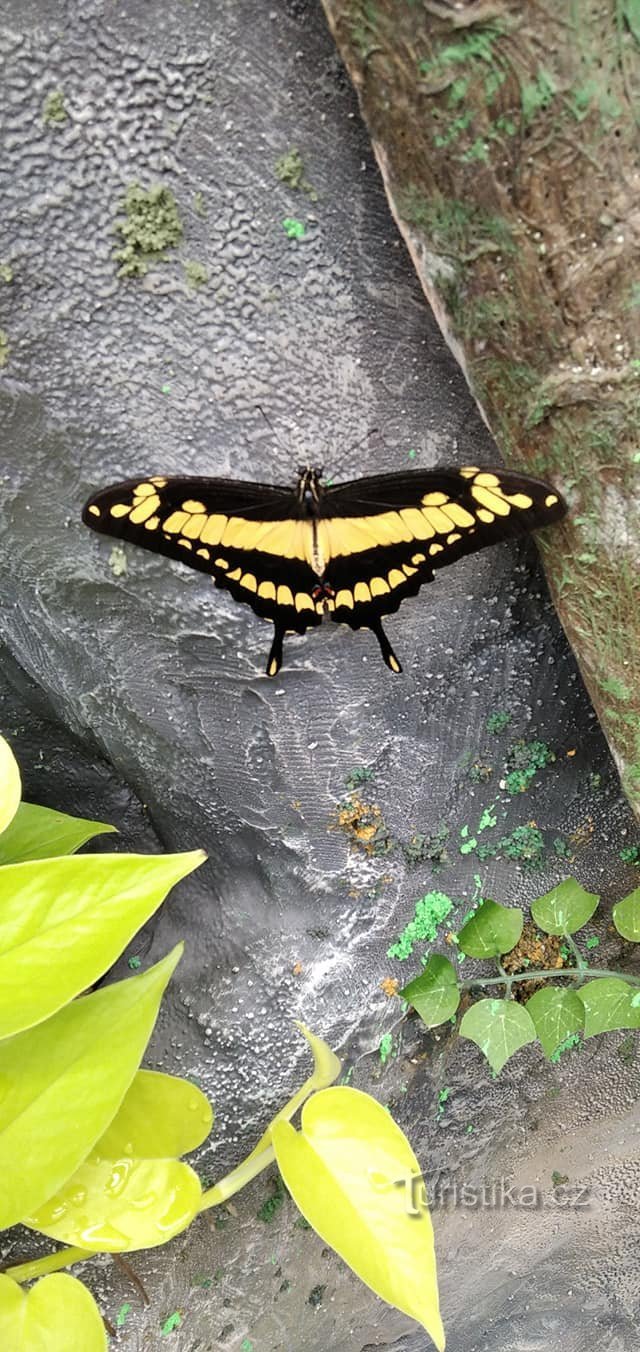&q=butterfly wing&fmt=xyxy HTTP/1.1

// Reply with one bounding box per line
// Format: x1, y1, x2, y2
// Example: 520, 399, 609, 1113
318, 466, 566, 669
82, 475, 323, 672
